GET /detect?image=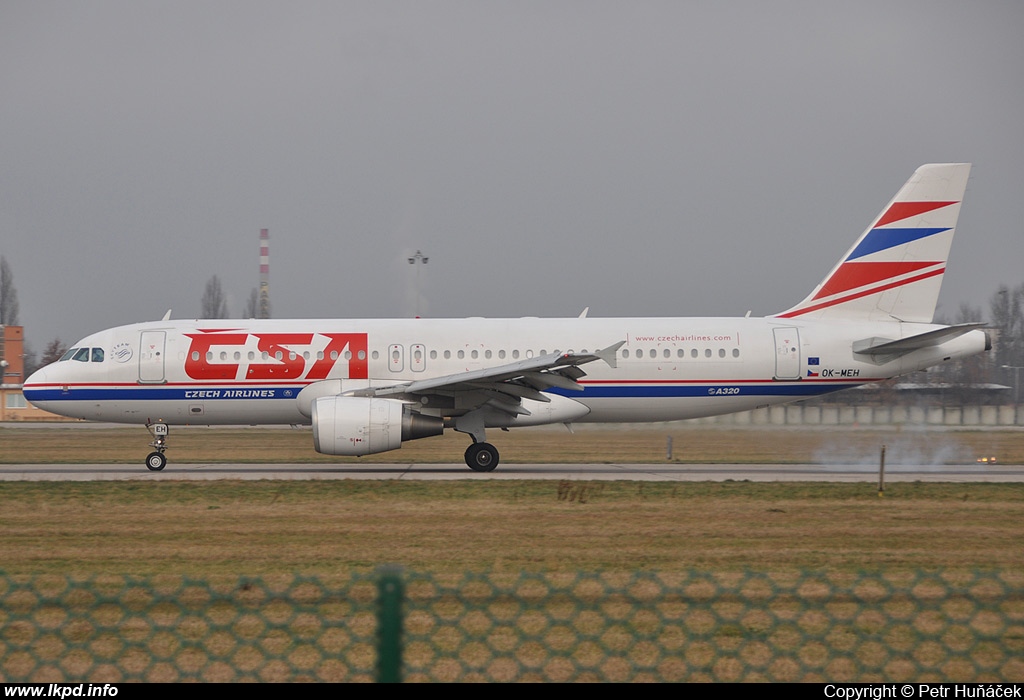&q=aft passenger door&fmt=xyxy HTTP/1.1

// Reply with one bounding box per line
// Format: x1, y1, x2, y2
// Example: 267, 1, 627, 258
772, 327, 801, 380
